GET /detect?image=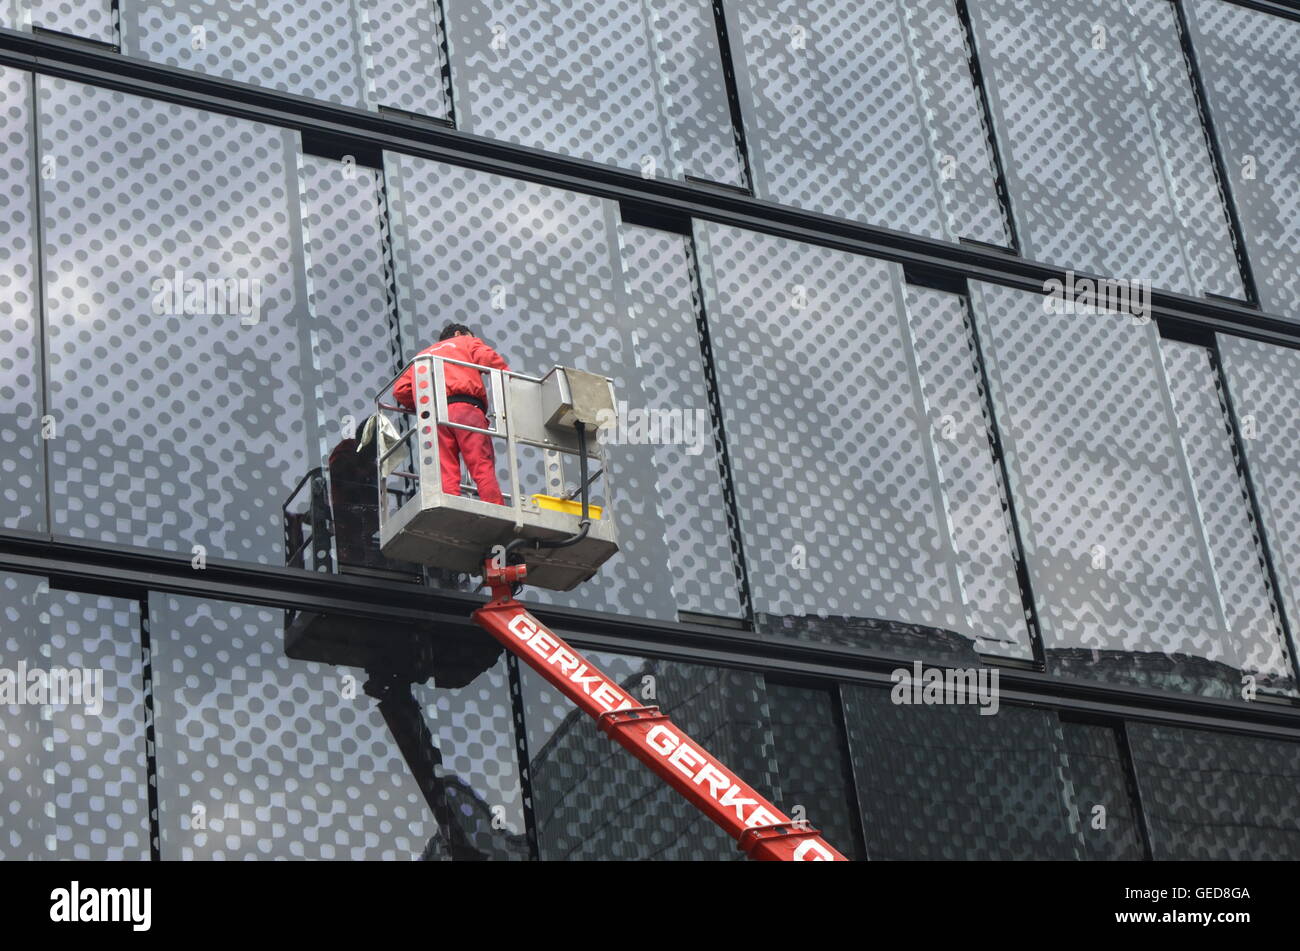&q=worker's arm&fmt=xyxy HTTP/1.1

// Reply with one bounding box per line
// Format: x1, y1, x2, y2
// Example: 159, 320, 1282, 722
470, 339, 510, 373
392, 364, 415, 410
